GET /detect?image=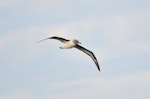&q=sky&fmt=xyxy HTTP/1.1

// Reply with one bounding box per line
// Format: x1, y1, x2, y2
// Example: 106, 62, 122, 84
0, 0, 149, 99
